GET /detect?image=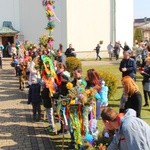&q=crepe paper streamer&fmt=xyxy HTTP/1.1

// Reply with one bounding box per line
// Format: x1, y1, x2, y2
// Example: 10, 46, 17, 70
48, 40, 54, 46
41, 55, 57, 79
70, 105, 82, 148
89, 118, 97, 133
50, 107, 55, 128
60, 107, 68, 126
41, 55, 58, 95
46, 3, 61, 22
89, 110, 94, 130
82, 105, 89, 134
